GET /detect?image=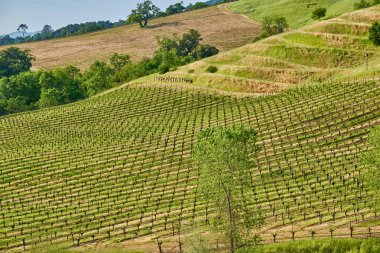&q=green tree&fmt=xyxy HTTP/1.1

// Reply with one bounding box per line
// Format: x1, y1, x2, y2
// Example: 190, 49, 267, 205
369, 21, 380, 46
187, 2, 208, 11
127, 0, 160, 28
192, 125, 264, 253
193, 44, 219, 60
257, 16, 289, 40
166, 1, 186, 15
41, 25, 53, 39
17, 24, 28, 37
38, 88, 62, 108
0, 71, 40, 106
109, 53, 132, 71
178, 29, 202, 57
312, 8, 327, 20
361, 126, 380, 210
0, 47, 34, 77
82, 61, 114, 96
